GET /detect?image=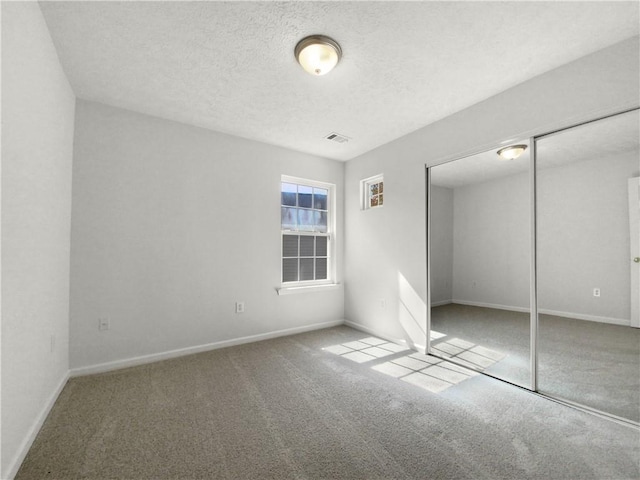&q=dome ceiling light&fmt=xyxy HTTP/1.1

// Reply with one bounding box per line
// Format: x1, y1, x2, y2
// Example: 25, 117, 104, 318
295, 35, 342, 76
497, 144, 528, 160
